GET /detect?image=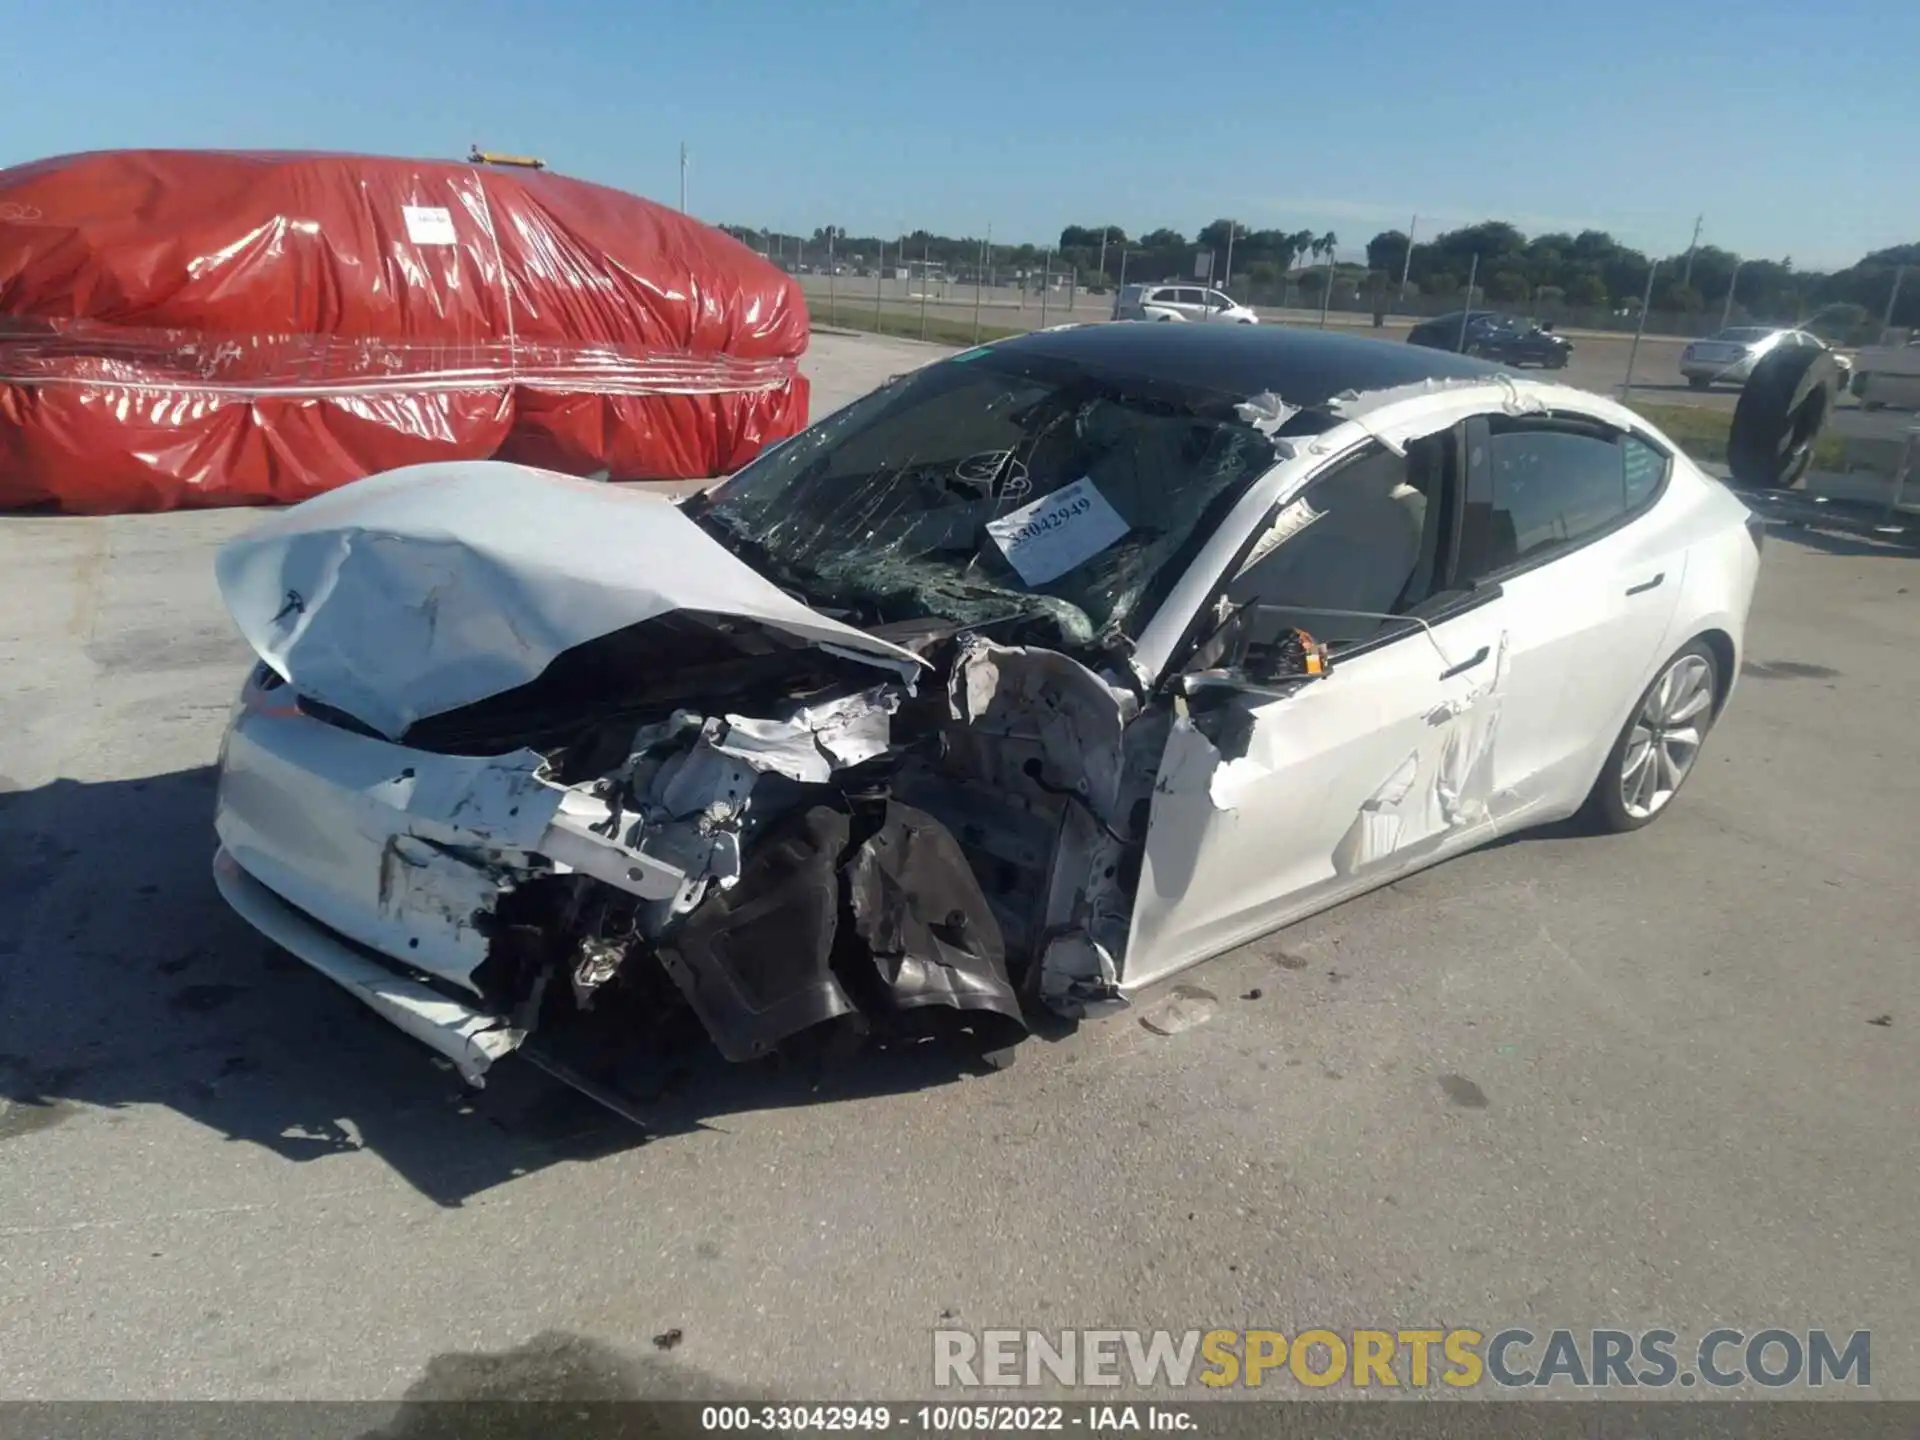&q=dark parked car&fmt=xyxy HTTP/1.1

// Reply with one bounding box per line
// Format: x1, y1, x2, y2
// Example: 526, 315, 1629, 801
1408, 311, 1572, 368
